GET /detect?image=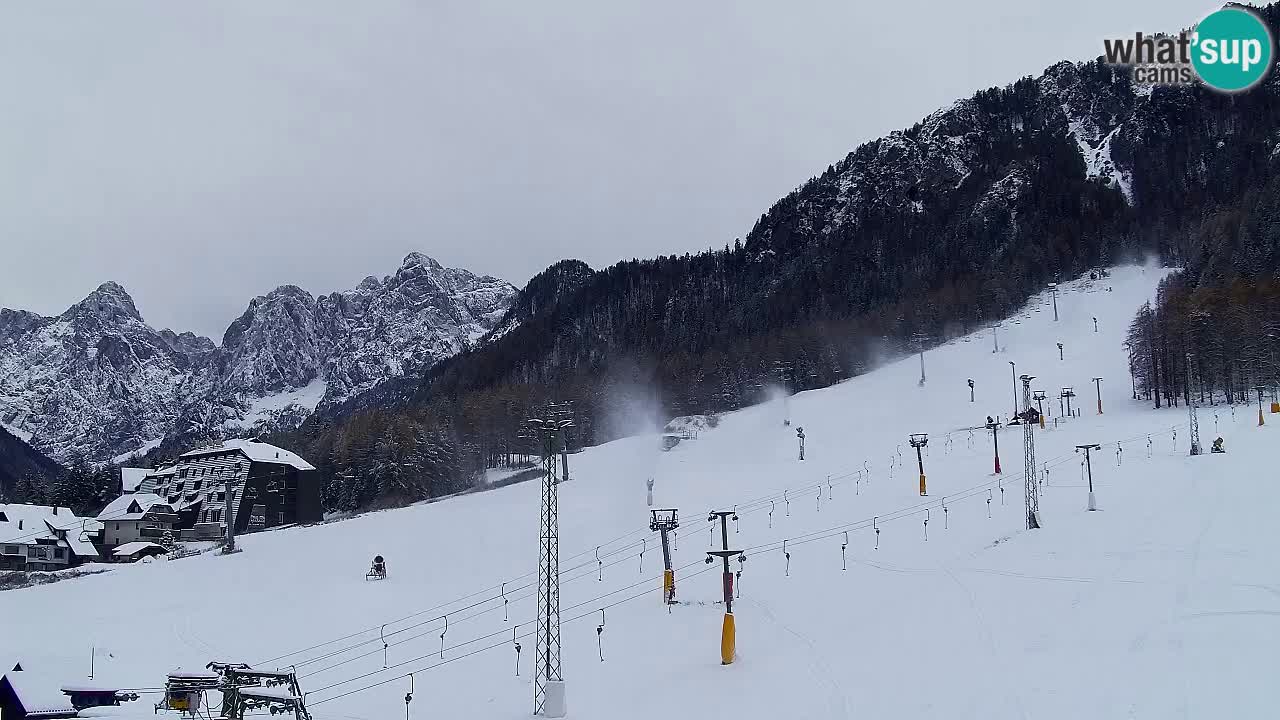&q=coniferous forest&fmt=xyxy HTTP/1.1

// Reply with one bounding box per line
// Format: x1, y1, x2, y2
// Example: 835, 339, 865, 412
1126, 173, 1280, 410
19, 5, 1274, 514
269, 4, 1280, 512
